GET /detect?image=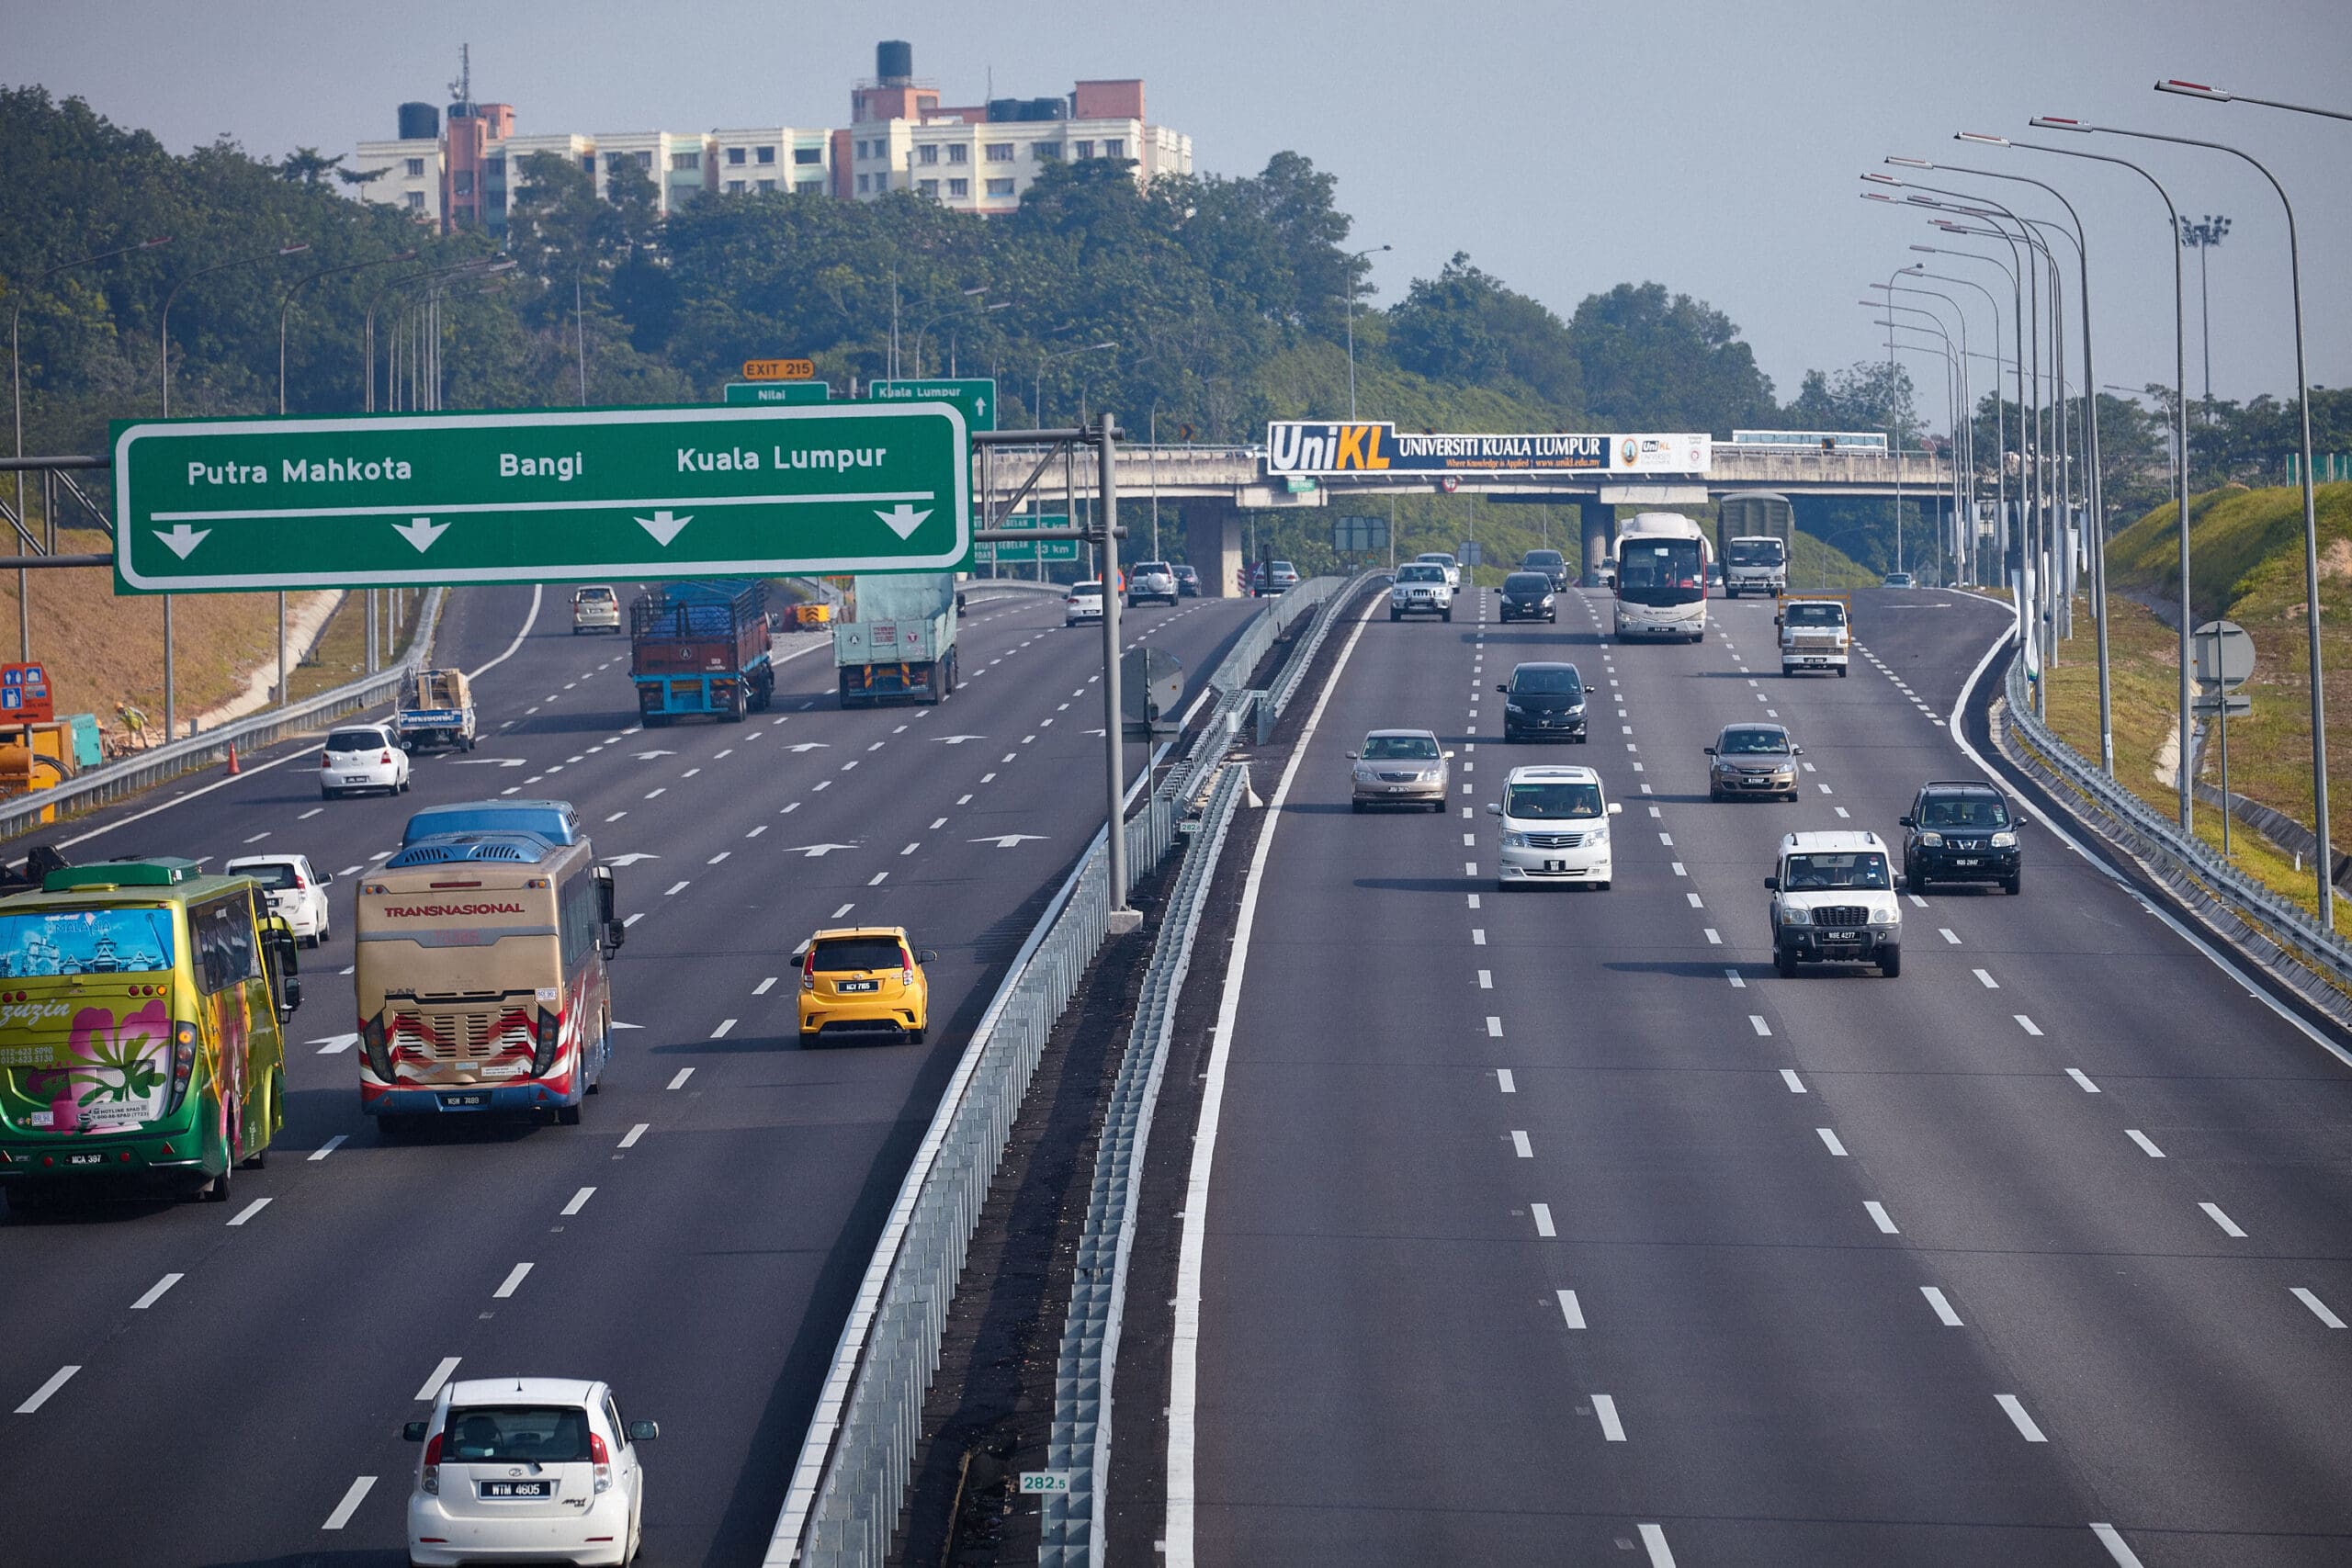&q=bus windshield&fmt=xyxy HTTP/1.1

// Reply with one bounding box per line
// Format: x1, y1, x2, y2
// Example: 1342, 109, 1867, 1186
1616, 538, 1704, 606
0, 907, 175, 976
1726, 538, 1786, 567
